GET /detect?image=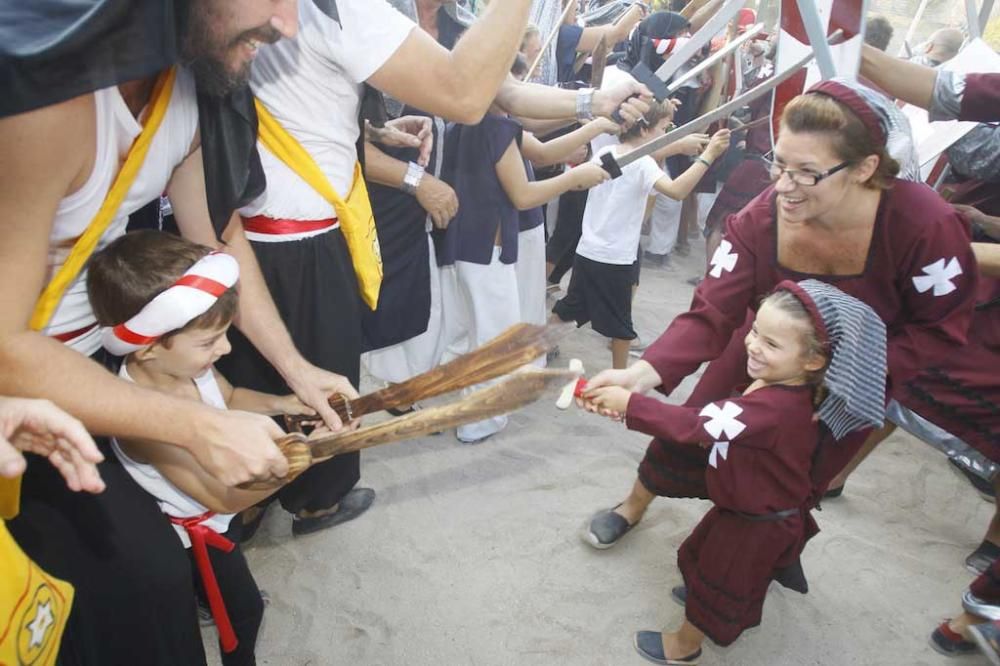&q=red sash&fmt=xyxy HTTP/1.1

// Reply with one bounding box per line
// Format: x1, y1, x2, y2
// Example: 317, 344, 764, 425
169, 512, 238, 653
242, 215, 338, 236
